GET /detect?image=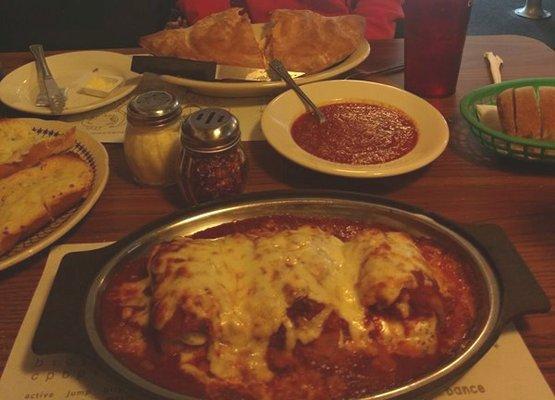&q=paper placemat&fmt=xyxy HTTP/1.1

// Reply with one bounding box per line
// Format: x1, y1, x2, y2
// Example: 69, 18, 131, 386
0, 243, 552, 400
59, 74, 271, 143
